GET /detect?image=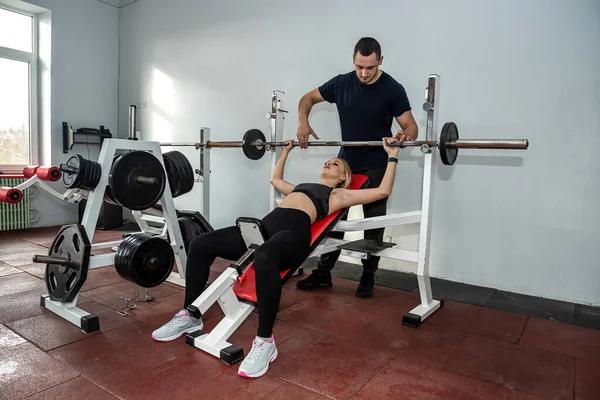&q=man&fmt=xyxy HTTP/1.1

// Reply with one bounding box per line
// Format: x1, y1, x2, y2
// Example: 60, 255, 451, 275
295, 37, 418, 298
